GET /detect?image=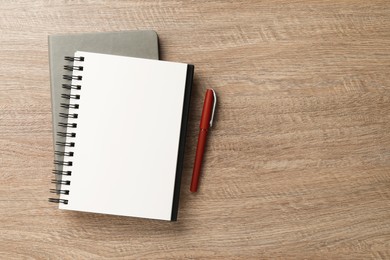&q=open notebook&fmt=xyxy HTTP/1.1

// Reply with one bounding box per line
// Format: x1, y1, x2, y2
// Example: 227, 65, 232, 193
49, 51, 194, 221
